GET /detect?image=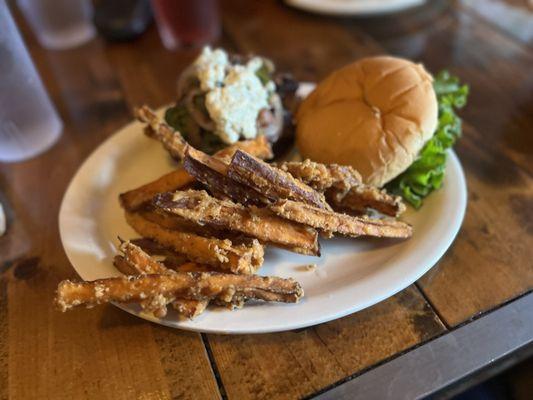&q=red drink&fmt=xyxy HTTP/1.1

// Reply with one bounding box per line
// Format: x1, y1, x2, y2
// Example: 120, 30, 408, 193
151, 0, 221, 50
